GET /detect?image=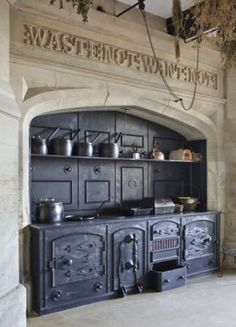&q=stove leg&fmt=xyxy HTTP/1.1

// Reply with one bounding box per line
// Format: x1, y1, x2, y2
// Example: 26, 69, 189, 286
135, 282, 143, 294
118, 286, 127, 298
